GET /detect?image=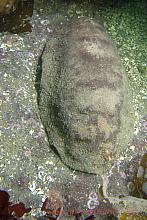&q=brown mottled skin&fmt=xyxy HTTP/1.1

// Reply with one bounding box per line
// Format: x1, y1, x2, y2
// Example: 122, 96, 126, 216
39, 18, 134, 174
